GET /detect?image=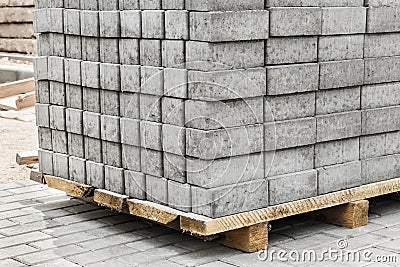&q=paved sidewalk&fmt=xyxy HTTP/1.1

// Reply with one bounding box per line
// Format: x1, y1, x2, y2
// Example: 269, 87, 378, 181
0, 181, 399, 266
